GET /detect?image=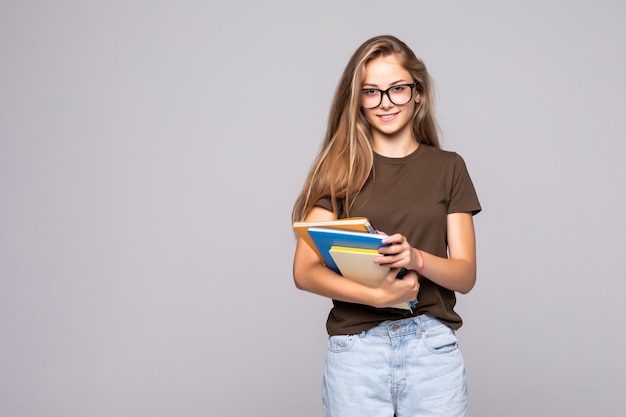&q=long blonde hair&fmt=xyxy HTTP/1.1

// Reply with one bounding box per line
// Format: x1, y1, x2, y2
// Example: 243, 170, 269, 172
292, 35, 440, 222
